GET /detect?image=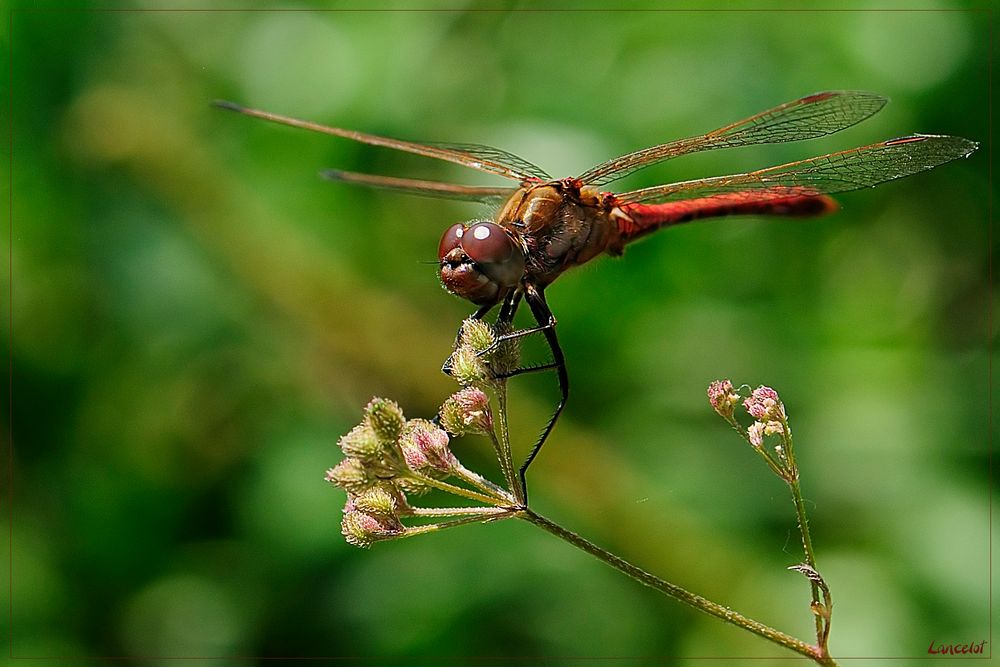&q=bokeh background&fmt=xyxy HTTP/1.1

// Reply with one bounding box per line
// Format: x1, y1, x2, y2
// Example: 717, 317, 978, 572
4, 3, 992, 661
